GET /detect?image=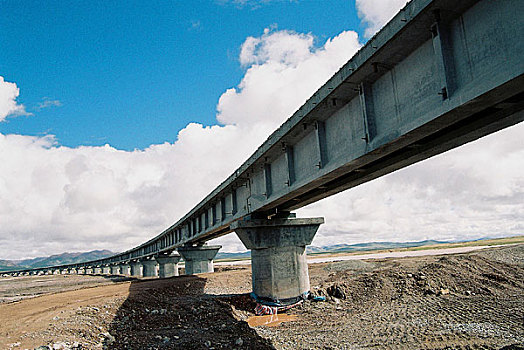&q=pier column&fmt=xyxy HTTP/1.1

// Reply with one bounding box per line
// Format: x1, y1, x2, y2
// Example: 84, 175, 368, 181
102, 265, 111, 274
232, 216, 324, 303
130, 261, 142, 277
155, 253, 181, 278
110, 265, 121, 275
77, 268, 86, 275
93, 266, 102, 274
85, 267, 93, 274
178, 245, 221, 275
120, 263, 131, 275
141, 259, 158, 277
